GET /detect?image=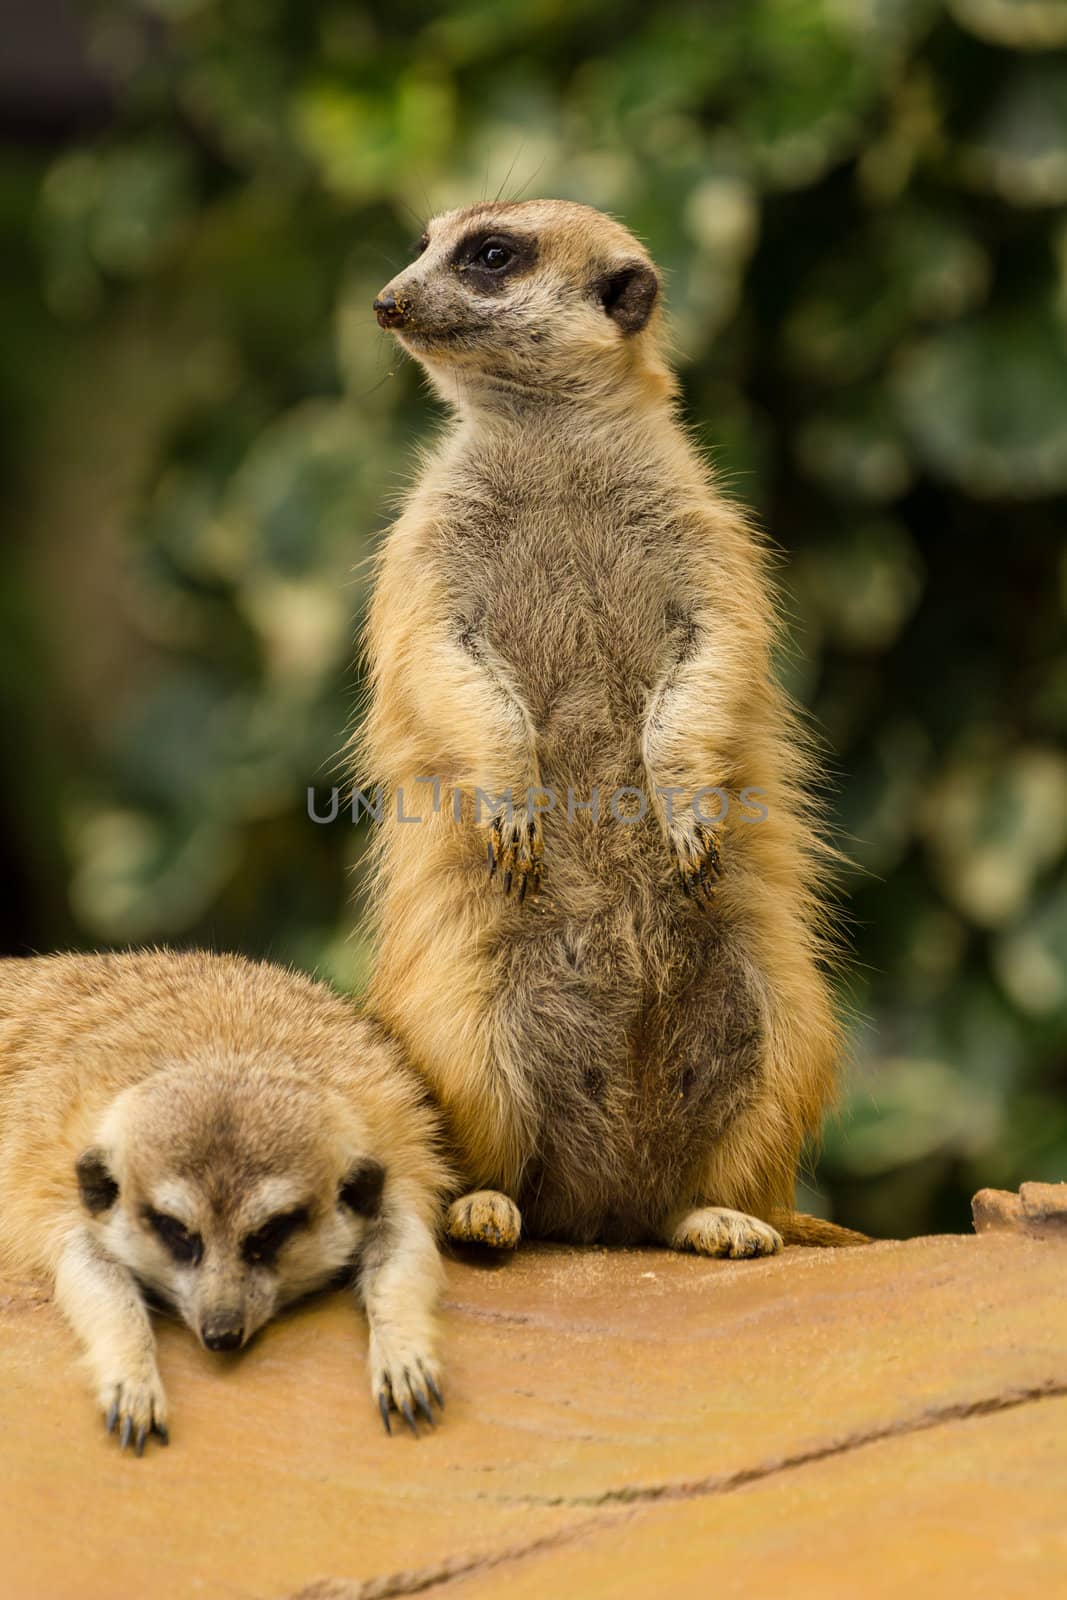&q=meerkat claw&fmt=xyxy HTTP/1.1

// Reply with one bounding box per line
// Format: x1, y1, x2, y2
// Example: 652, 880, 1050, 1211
412, 1381, 436, 1428
101, 1371, 169, 1456
424, 1369, 445, 1409
674, 821, 723, 905
698, 824, 722, 879
487, 811, 543, 901
377, 1356, 443, 1438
